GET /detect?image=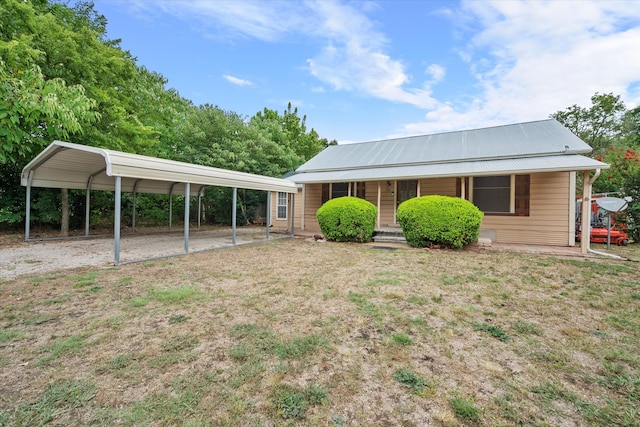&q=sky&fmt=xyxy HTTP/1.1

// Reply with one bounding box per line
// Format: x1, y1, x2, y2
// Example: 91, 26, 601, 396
92, 0, 640, 144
